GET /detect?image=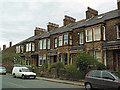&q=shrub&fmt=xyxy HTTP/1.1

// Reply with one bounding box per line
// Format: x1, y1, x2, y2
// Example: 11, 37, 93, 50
29, 64, 37, 69
96, 62, 106, 70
